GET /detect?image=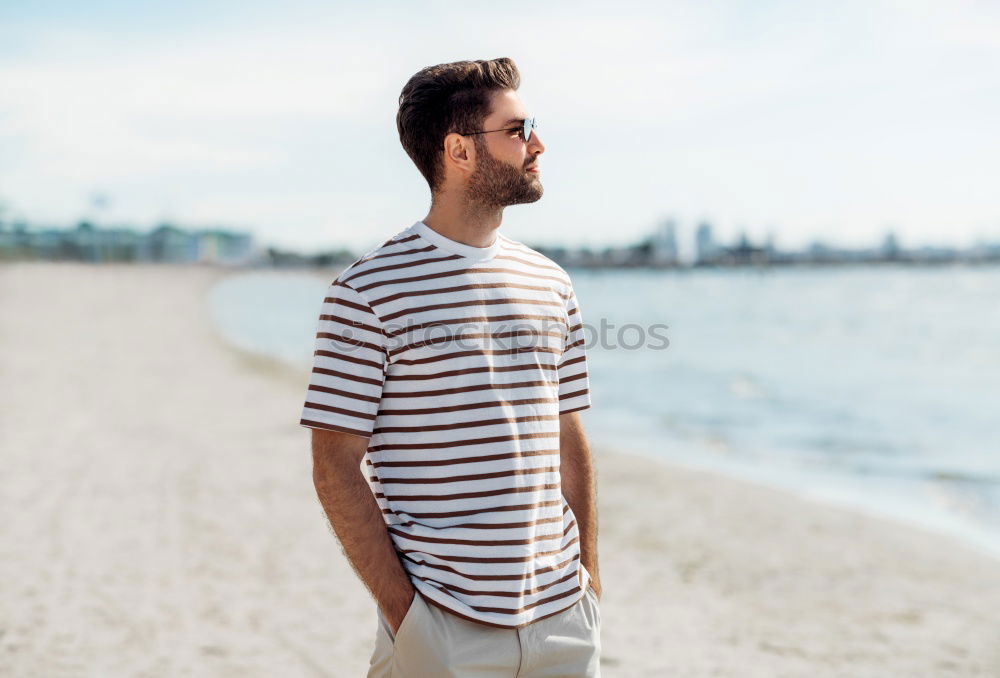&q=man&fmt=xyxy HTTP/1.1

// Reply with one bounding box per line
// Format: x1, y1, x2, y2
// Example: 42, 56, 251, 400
300, 57, 601, 677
